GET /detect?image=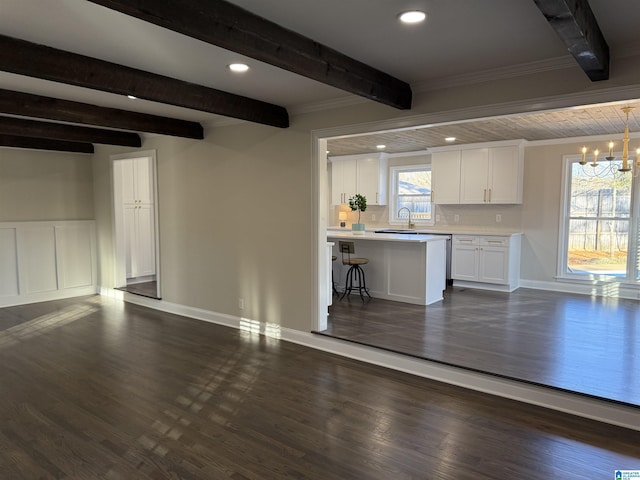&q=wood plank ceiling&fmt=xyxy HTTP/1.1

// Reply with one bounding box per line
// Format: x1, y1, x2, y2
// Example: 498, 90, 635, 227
0, 0, 614, 154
